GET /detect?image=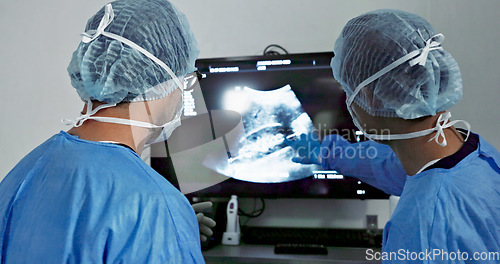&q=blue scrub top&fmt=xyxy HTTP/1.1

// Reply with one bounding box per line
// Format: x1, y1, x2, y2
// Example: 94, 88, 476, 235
321, 133, 500, 263
0, 131, 204, 263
